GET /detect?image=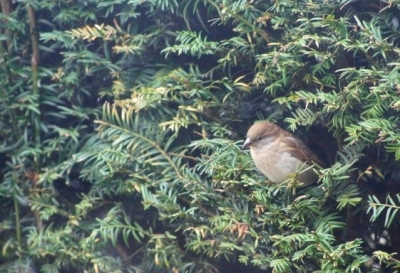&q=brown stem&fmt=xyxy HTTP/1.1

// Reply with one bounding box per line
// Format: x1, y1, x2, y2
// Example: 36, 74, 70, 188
27, 3, 43, 231
27, 4, 41, 161
27, 4, 40, 96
